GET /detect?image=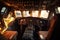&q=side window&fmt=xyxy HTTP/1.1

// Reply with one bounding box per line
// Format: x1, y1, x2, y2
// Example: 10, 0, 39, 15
1, 7, 7, 15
